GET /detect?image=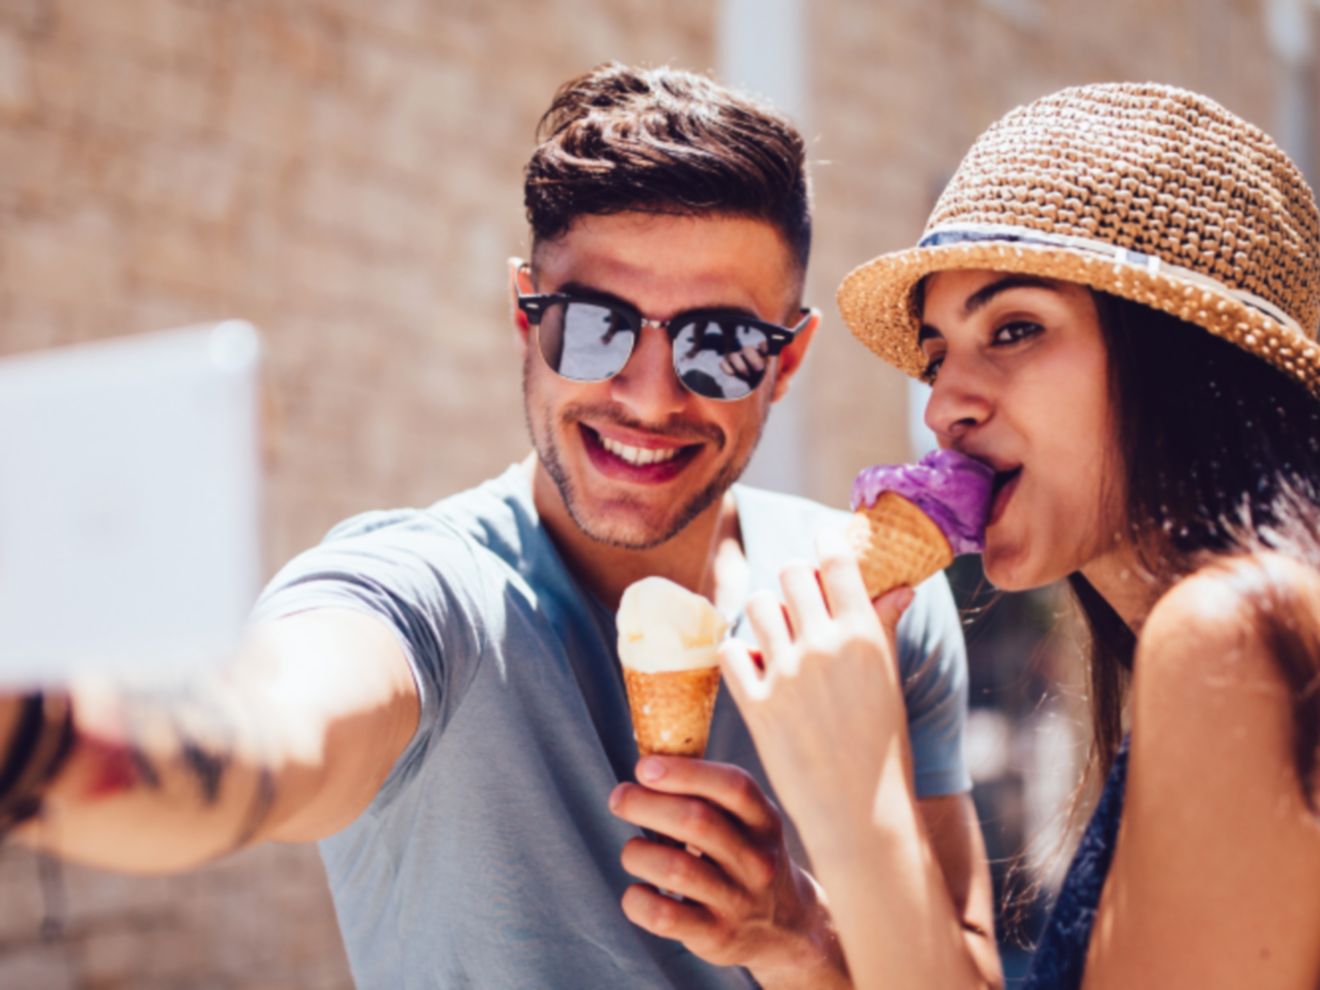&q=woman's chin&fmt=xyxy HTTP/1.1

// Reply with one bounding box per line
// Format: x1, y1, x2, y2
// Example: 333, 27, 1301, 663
980, 549, 1053, 592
